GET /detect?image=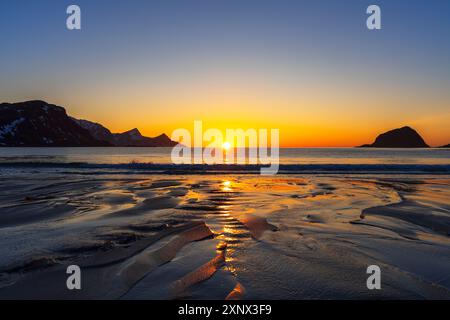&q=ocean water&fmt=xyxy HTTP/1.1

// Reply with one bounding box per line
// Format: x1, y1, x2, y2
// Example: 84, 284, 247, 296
0, 147, 449, 174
